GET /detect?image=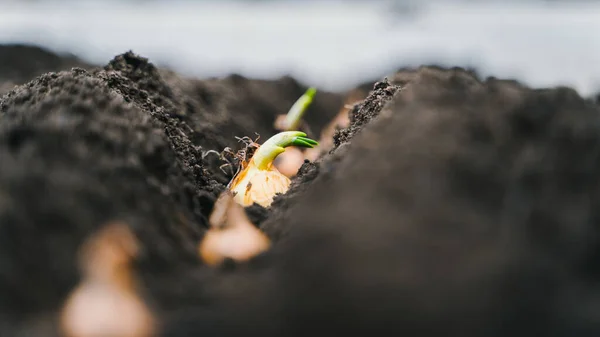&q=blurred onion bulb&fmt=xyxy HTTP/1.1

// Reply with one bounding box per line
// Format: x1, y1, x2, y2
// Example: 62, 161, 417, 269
229, 131, 317, 207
